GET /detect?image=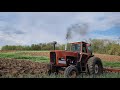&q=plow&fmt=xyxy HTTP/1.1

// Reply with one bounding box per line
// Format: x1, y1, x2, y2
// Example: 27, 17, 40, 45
103, 68, 120, 73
